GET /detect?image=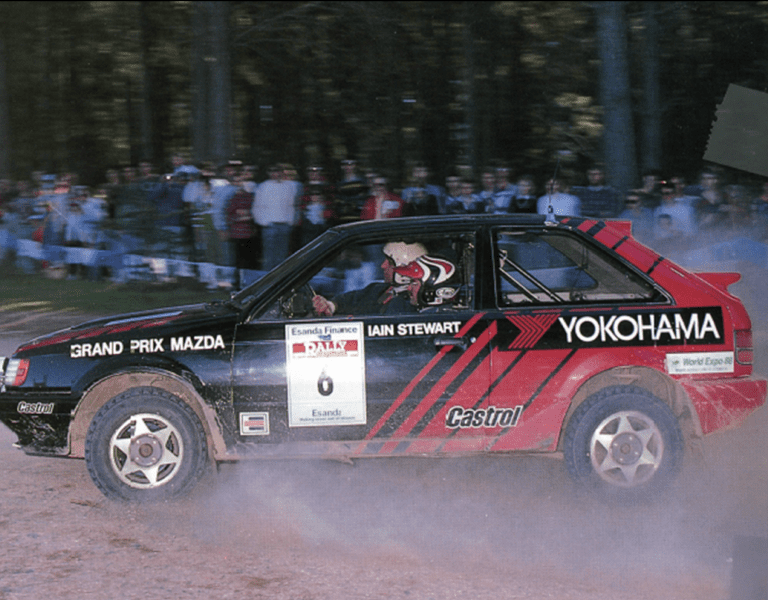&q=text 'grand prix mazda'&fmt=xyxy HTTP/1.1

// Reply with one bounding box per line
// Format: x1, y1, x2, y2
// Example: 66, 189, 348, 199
1, 214, 765, 501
